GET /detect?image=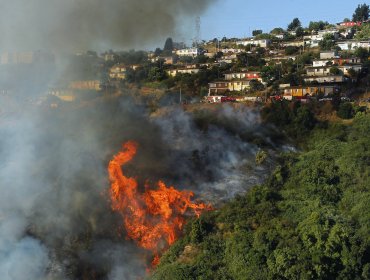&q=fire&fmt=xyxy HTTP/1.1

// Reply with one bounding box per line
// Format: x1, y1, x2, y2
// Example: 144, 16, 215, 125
108, 141, 211, 265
